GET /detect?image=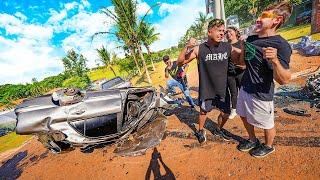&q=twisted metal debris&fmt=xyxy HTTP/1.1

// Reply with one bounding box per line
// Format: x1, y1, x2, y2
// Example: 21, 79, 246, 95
306, 72, 320, 108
